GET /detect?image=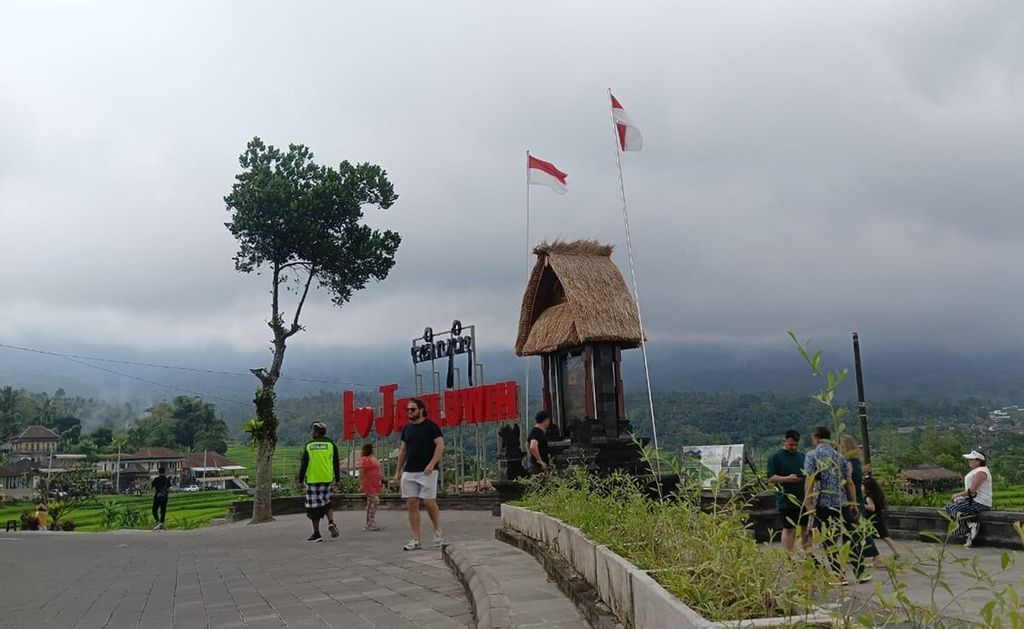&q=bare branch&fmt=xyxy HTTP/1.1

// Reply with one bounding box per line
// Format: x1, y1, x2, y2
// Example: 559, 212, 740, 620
285, 266, 317, 339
